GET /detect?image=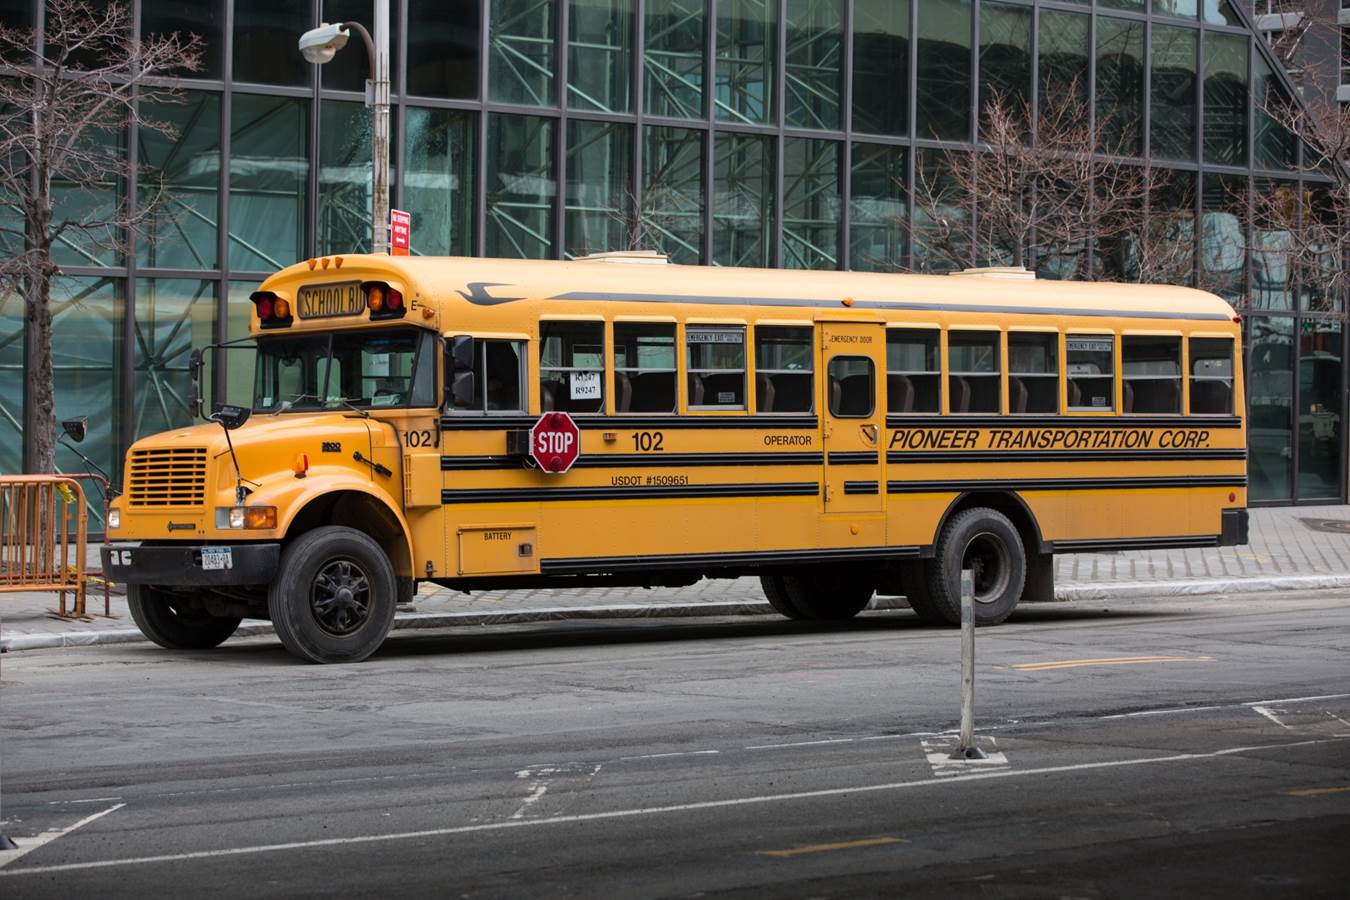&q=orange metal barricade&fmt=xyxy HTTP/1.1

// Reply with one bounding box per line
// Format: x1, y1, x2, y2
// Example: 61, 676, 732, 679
0, 475, 97, 619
